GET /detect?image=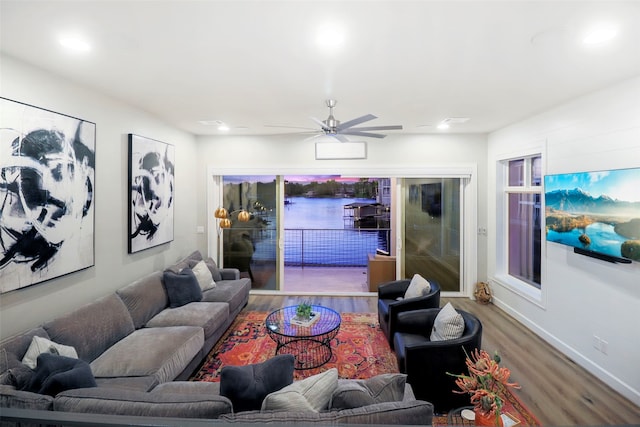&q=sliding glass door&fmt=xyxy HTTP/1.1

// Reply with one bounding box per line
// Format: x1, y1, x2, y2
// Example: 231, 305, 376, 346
402, 178, 462, 292
213, 173, 468, 294
221, 176, 277, 290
